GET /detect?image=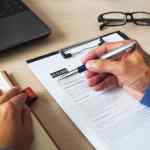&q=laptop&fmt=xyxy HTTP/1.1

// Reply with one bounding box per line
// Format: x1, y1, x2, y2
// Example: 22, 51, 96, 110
0, 0, 51, 52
